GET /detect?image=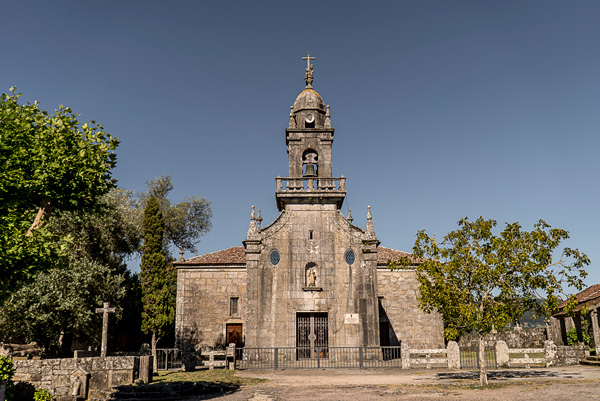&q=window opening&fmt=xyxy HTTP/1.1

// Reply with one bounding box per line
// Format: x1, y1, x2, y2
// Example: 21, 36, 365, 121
269, 249, 280, 265
230, 297, 239, 316
344, 249, 355, 265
